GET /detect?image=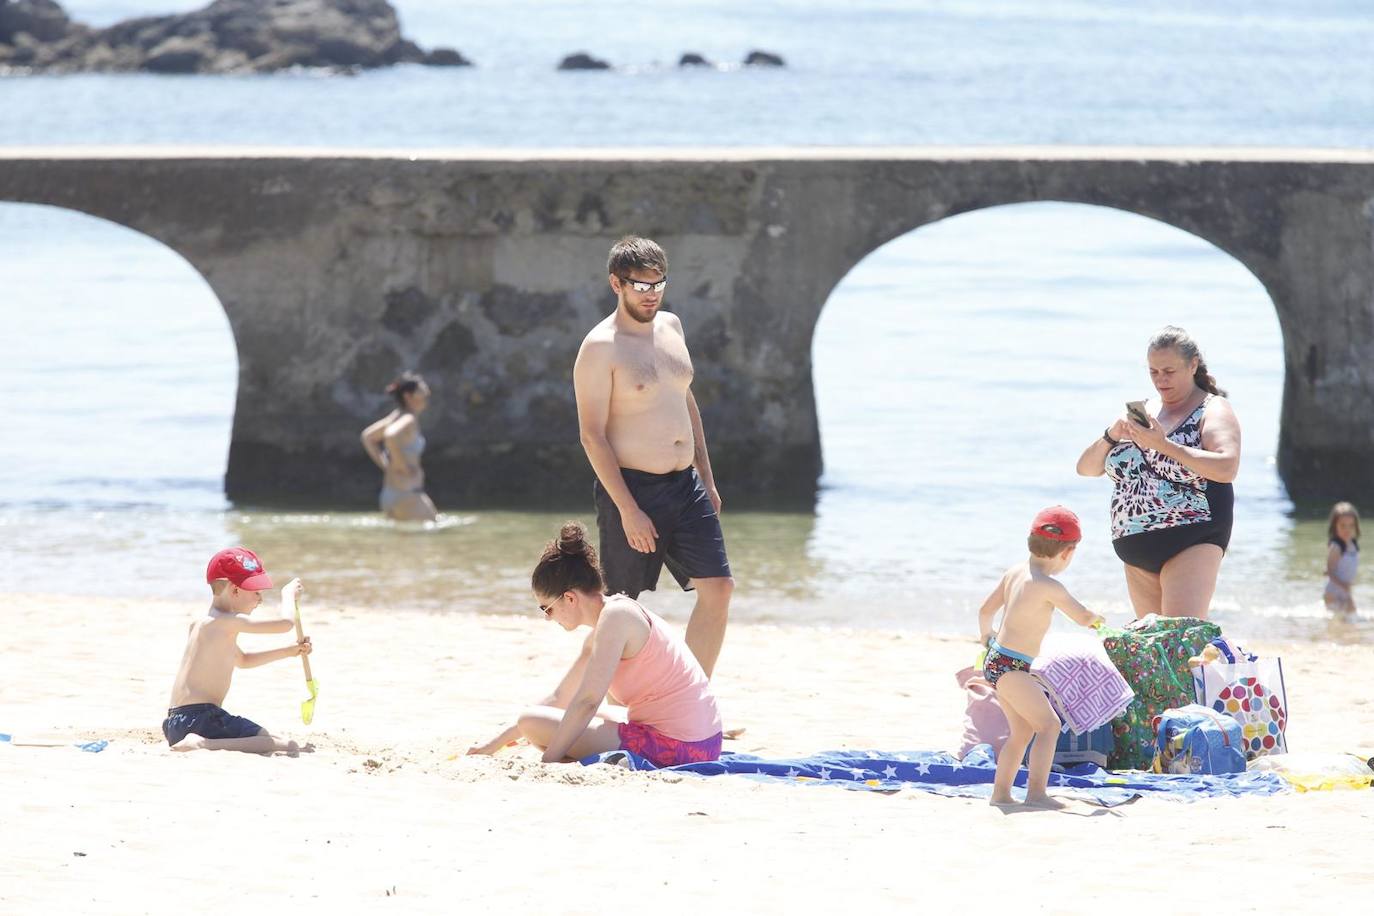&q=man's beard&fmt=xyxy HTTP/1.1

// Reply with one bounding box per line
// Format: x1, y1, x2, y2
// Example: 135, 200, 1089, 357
621, 298, 657, 324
